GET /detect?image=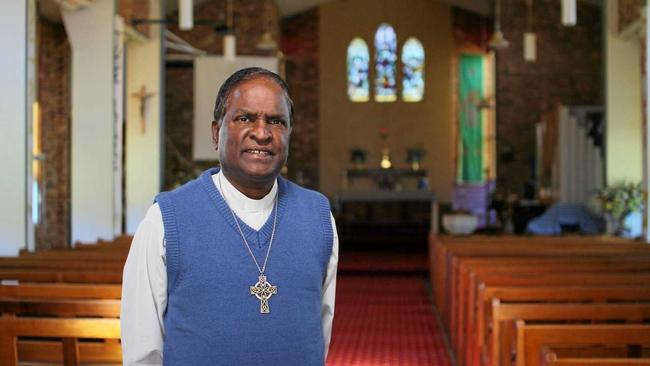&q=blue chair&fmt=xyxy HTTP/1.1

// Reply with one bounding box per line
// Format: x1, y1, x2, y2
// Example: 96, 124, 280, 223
526, 203, 604, 235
